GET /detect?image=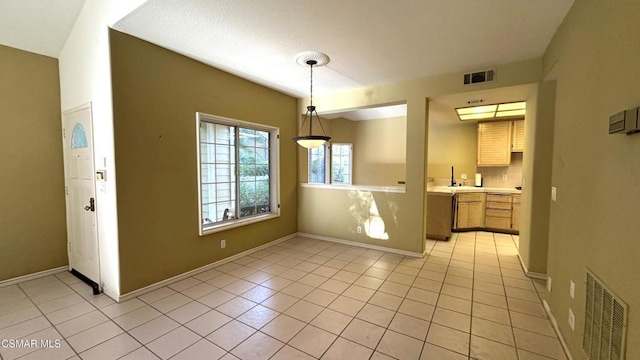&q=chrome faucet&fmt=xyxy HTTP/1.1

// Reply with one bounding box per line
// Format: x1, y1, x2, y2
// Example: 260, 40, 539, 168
451, 166, 456, 187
